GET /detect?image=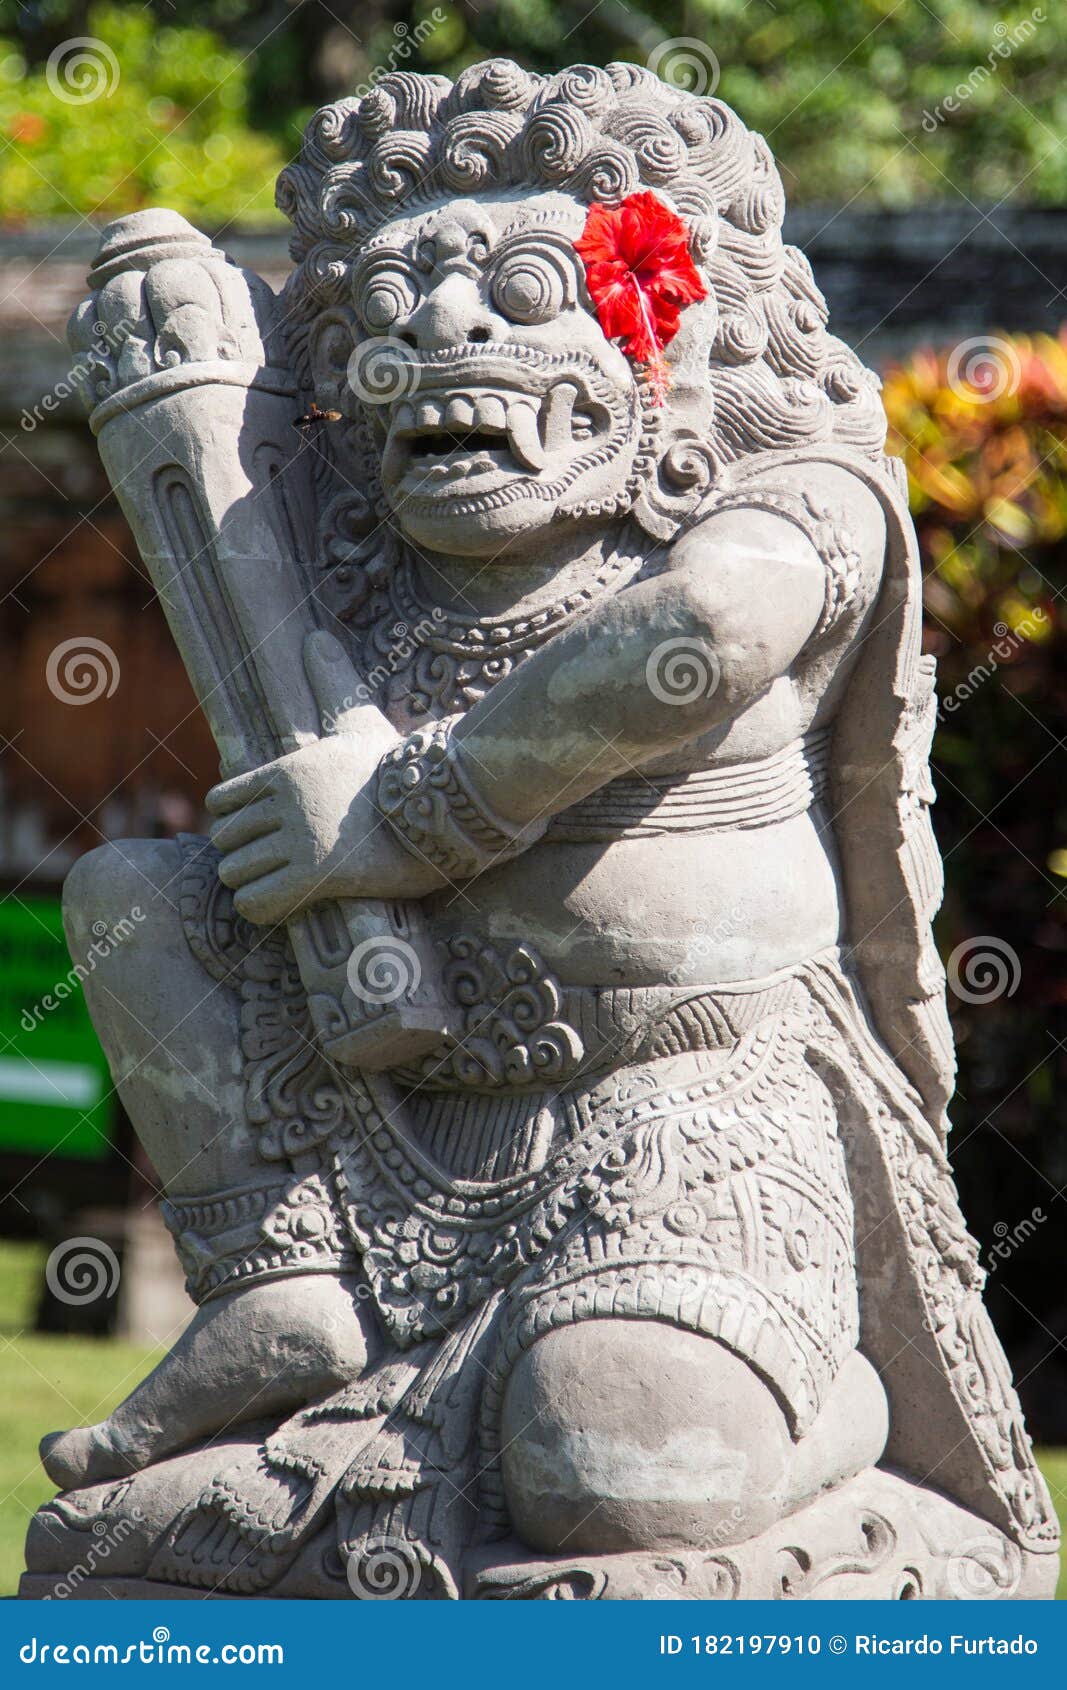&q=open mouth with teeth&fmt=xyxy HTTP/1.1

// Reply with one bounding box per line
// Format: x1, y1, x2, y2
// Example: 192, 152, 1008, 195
381, 379, 604, 496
